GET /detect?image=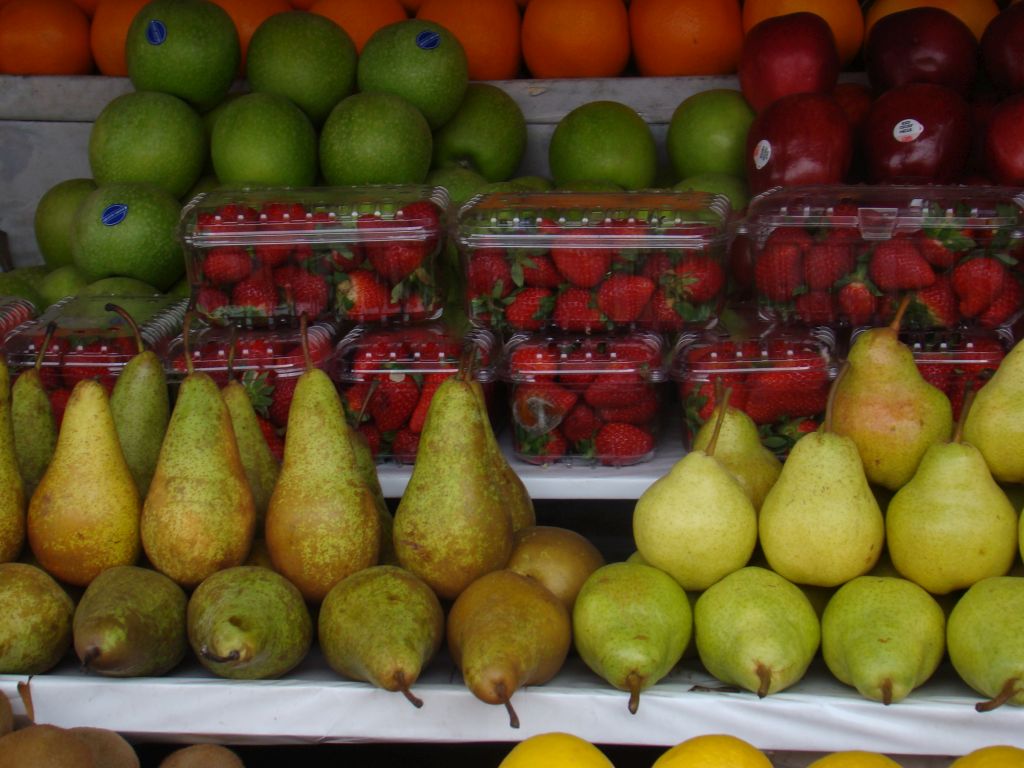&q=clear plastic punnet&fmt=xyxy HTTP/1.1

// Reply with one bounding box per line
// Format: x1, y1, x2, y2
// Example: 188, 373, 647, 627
178, 185, 450, 328
455, 190, 732, 335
